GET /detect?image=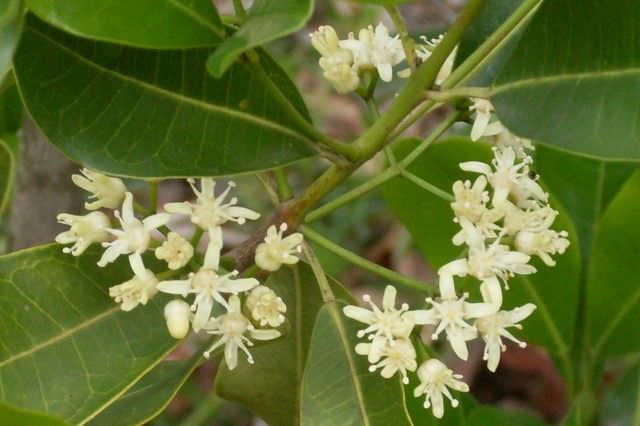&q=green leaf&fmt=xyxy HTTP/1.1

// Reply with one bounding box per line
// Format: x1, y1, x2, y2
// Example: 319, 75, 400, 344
206, 0, 313, 77
26, 0, 223, 49
89, 353, 207, 426
465, 406, 545, 425
0, 138, 14, 215
453, 0, 525, 86
0, 402, 67, 426
588, 171, 640, 358
13, 15, 316, 178
215, 263, 352, 426
0, 0, 23, 80
534, 144, 637, 268
300, 300, 412, 426
0, 74, 23, 135
382, 138, 581, 357
0, 245, 177, 423
492, 0, 640, 160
